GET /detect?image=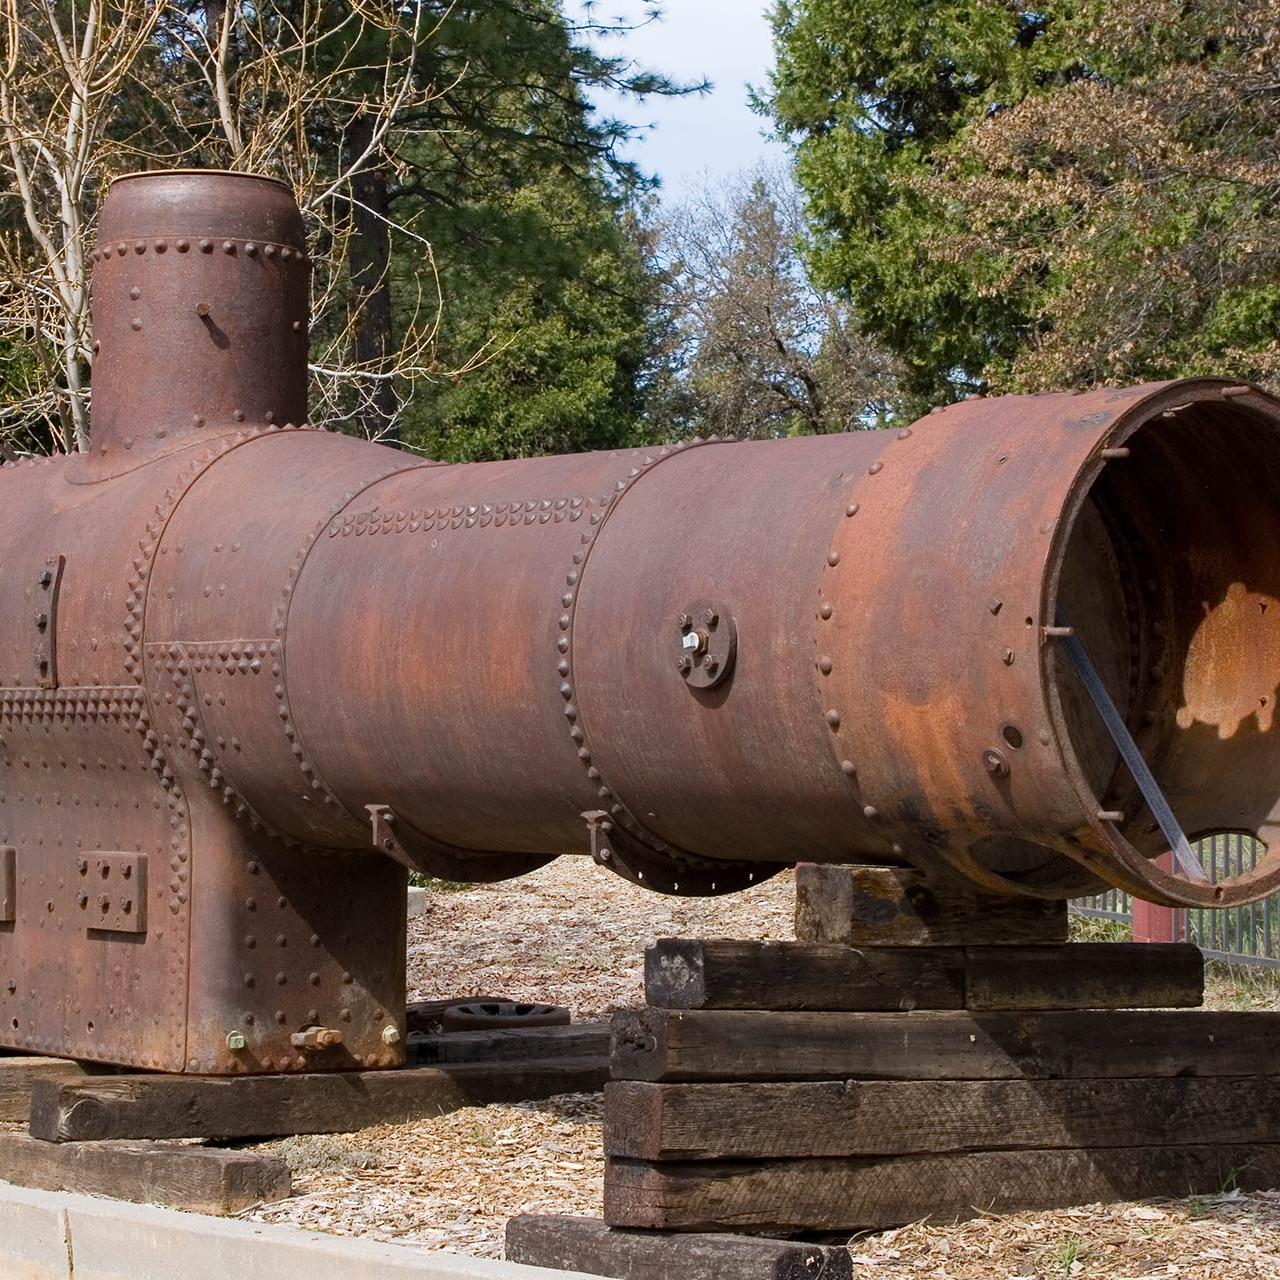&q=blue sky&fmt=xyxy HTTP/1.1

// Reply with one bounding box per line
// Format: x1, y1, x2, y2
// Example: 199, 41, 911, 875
570, 2, 784, 198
